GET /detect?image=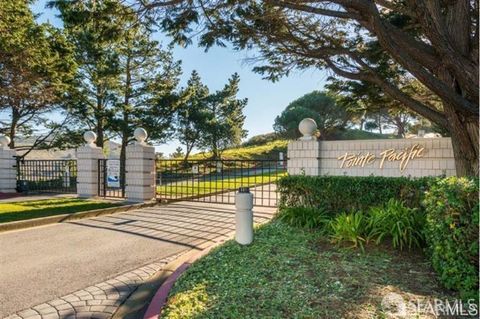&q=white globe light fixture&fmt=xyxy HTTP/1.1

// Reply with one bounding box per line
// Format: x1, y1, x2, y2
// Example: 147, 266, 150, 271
298, 118, 318, 140
134, 128, 148, 145
83, 131, 97, 147
0, 135, 11, 148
